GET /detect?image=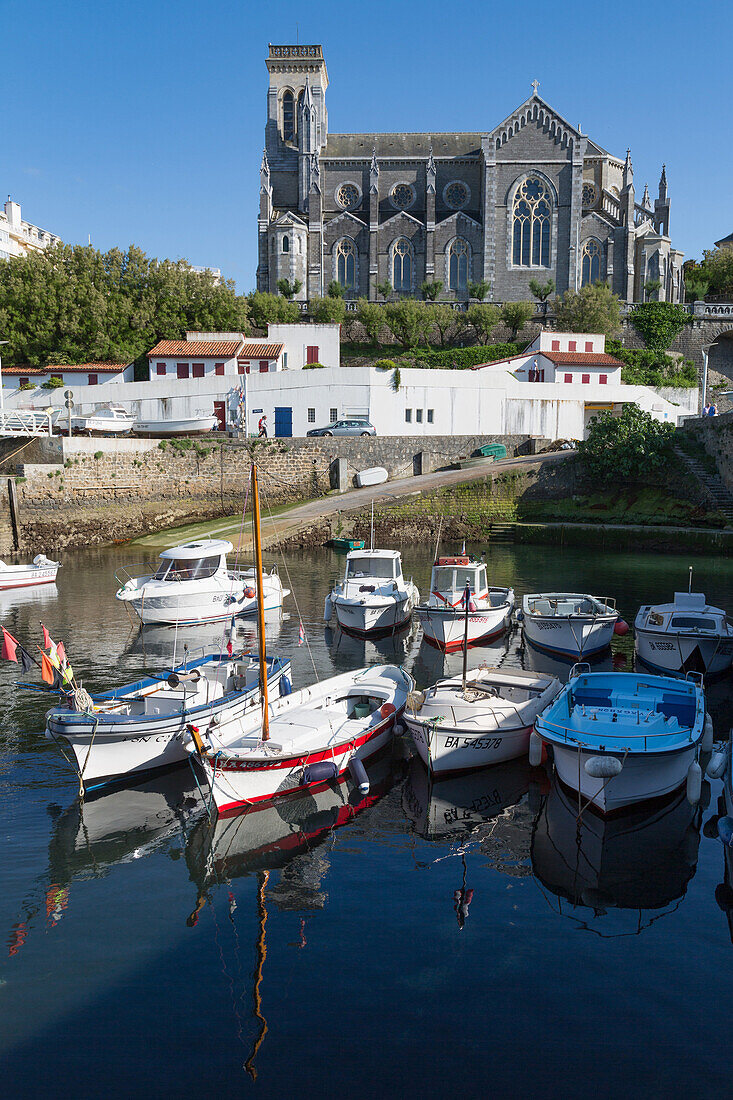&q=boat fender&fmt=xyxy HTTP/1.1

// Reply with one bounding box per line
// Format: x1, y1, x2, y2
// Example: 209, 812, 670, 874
613, 619, 630, 636
702, 714, 714, 754
380, 702, 396, 722
686, 760, 702, 806
515, 609, 524, 622
324, 595, 332, 622
528, 731, 543, 767
393, 722, 405, 737
584, 755, 623, 779
303, 760, 339, 785
348, 755, 370, 794
707, 749, 727, 780
718, 816, 733, 848
244, 586, 256, 600
279, 675, 292, 697
186, 723, 207, 756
